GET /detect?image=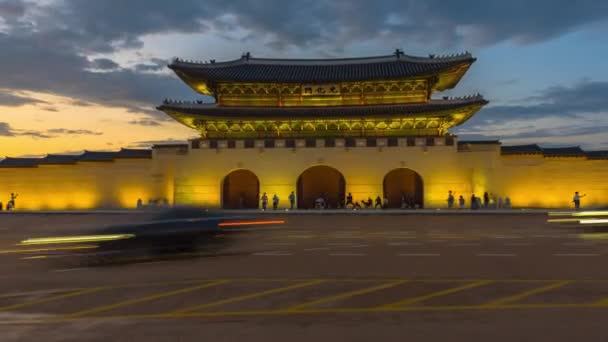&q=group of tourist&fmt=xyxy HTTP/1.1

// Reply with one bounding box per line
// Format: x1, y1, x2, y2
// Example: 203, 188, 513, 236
136, 198, 170, 209
447, 191, 512, 210
0, 193, 18, 211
